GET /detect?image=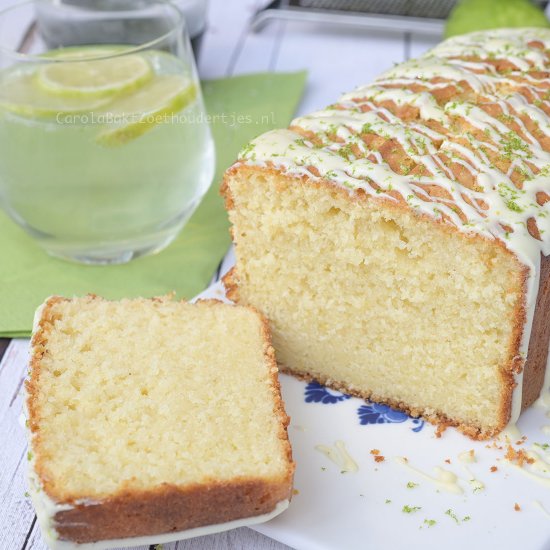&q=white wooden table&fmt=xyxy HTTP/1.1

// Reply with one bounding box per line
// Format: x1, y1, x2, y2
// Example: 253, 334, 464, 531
0, 1, 441, 548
